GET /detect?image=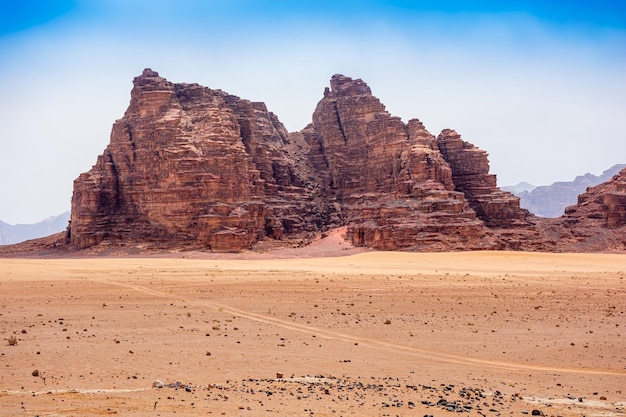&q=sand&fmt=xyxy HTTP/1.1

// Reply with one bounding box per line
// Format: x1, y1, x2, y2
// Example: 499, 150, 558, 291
1, 251, 625, 416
